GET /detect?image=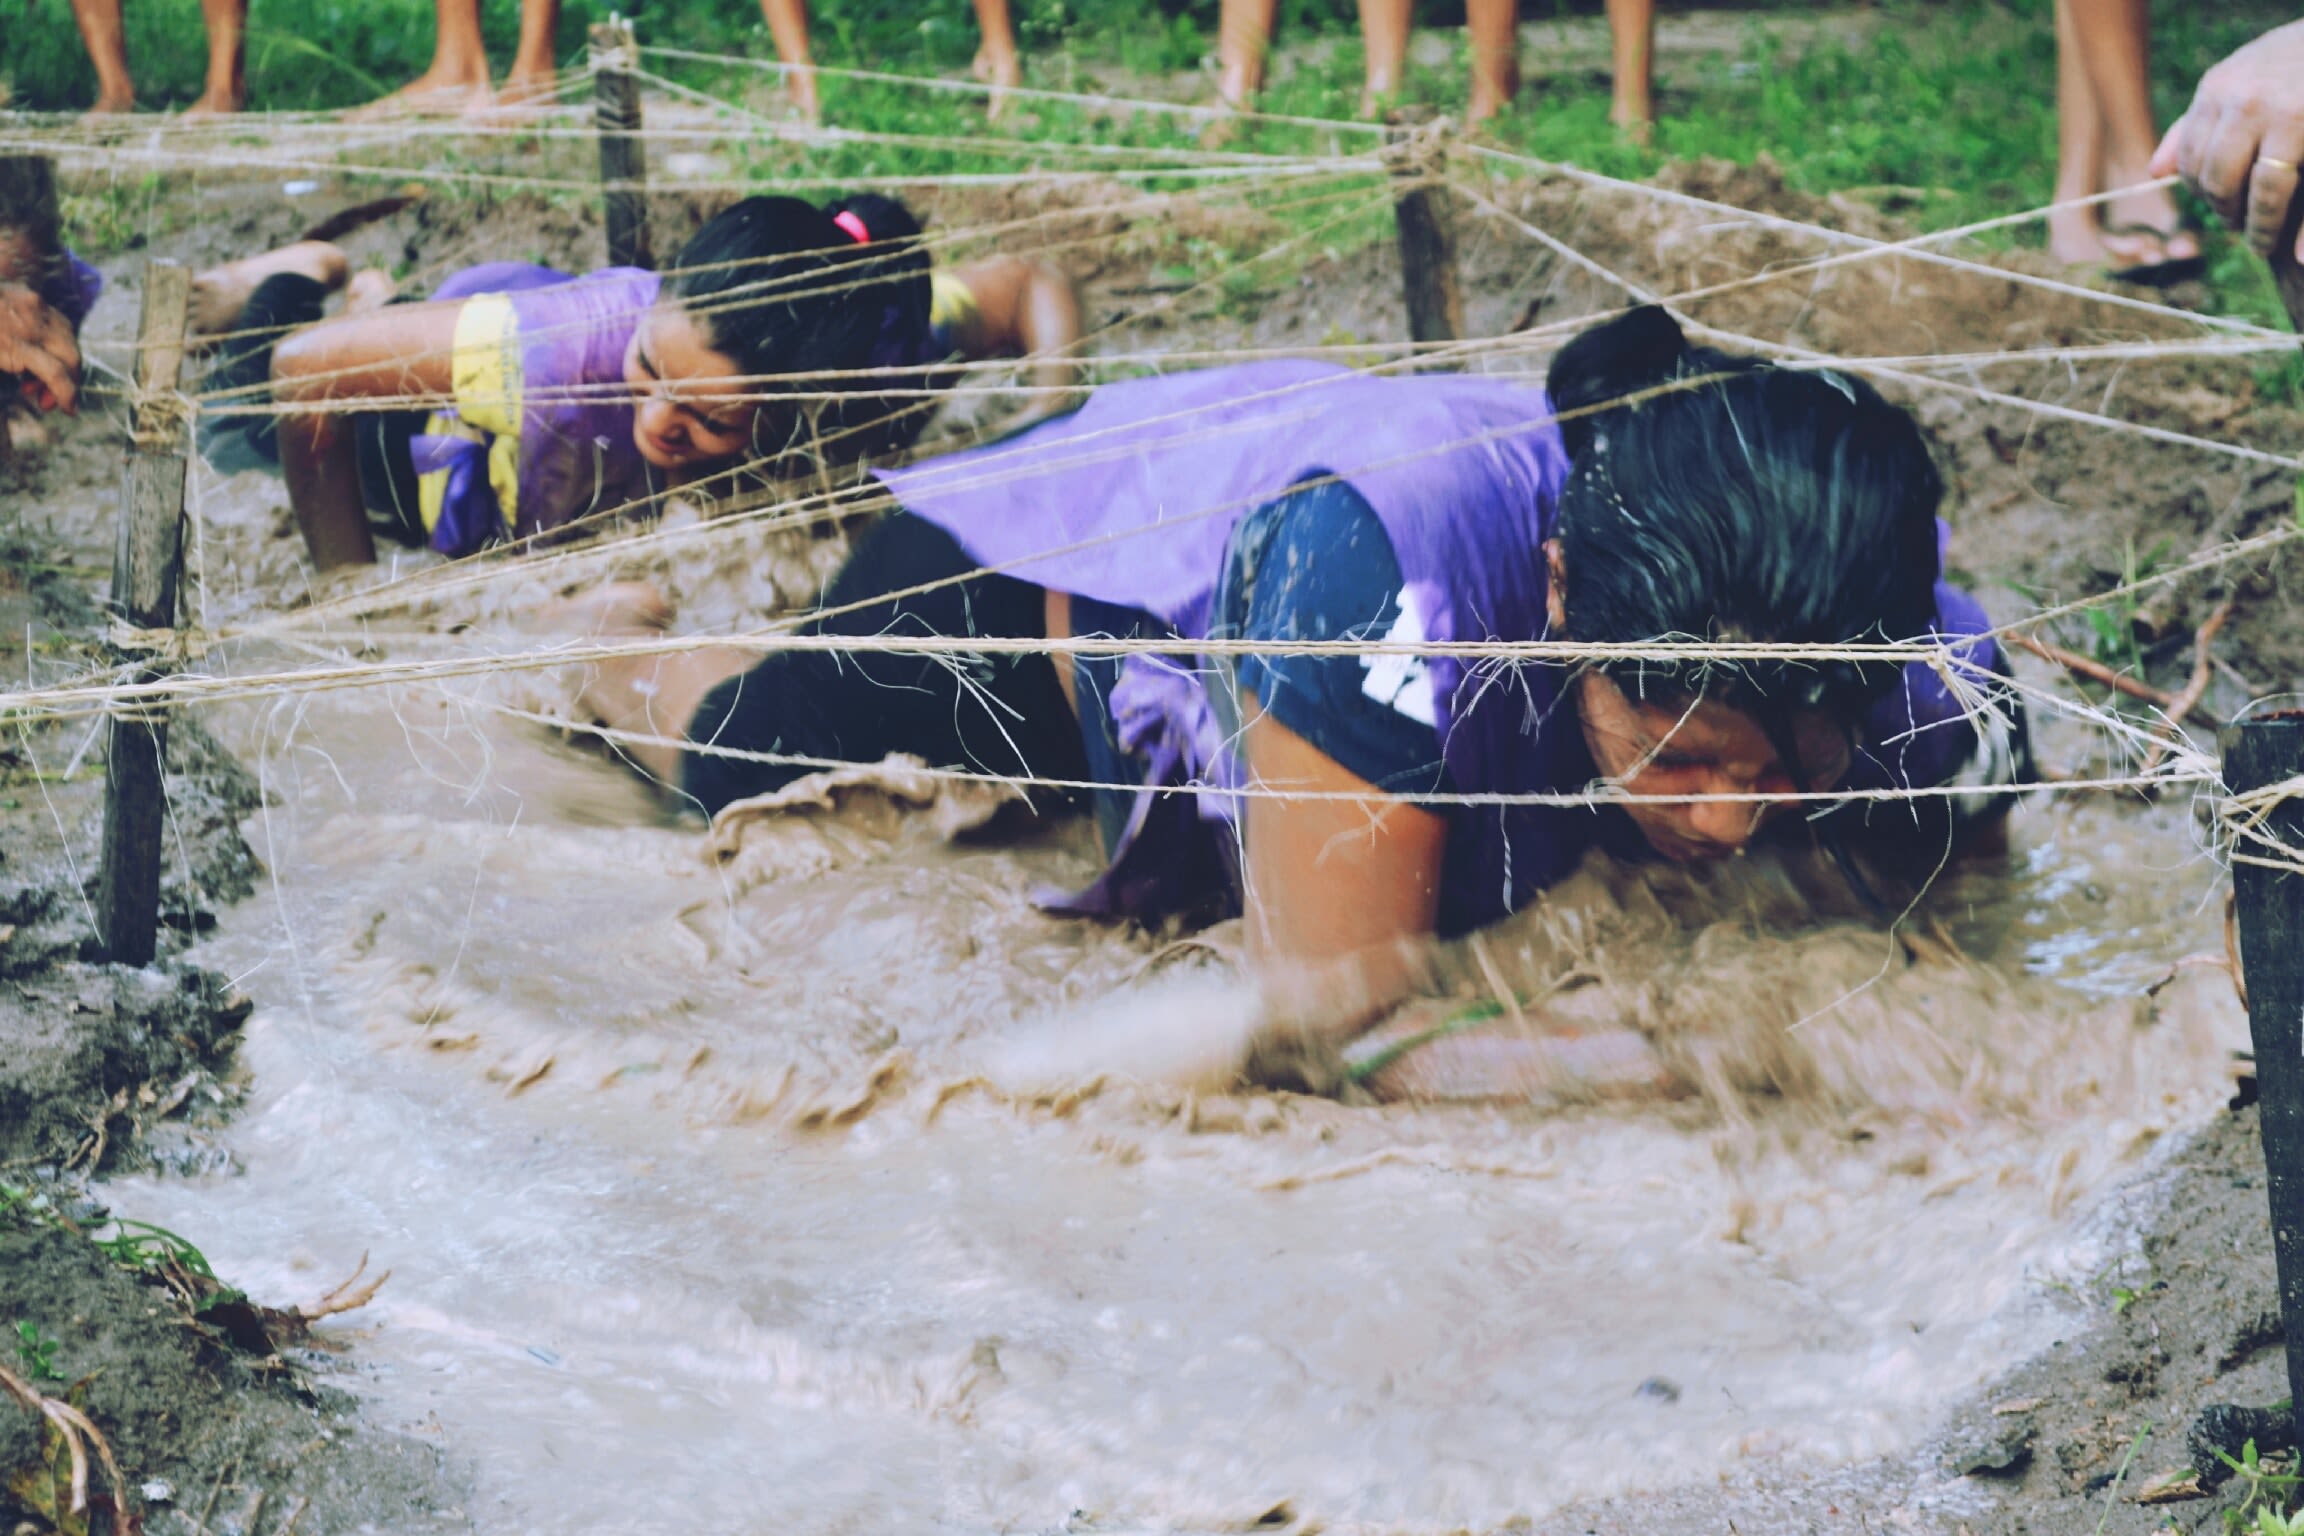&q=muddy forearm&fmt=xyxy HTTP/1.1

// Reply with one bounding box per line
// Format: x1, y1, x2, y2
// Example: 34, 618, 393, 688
277, 407, 375, 569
